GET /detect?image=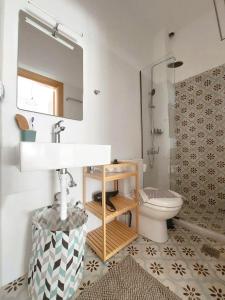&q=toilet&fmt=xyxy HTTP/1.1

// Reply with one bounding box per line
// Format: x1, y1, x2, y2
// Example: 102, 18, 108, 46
139, 187, 183, 243
119, 159, 183, 243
